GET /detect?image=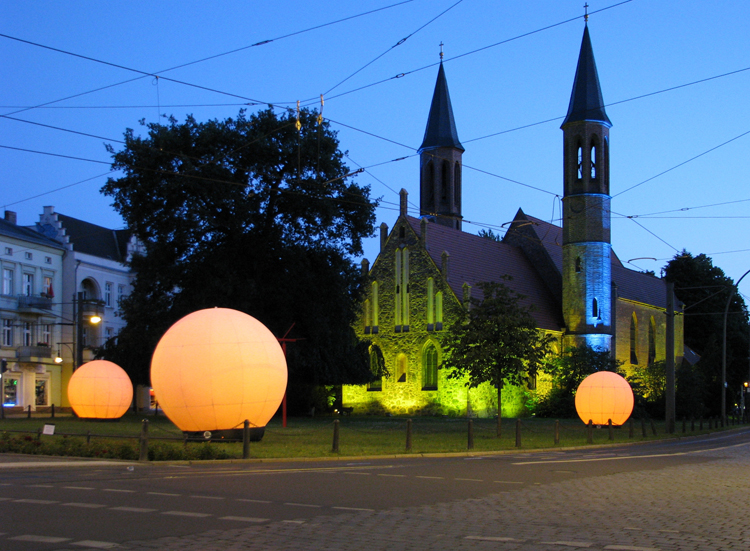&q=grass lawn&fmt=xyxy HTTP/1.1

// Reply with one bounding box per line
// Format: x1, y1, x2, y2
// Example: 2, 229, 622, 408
0, 412, 736, 461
